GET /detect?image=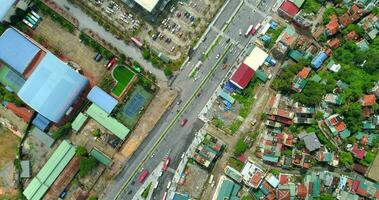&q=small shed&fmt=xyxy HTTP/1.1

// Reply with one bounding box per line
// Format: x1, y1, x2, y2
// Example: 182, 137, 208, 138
29, 127, 54, 147
90, 148, 112, 166
20, 160, 31, 178
72, 112, 88, 132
